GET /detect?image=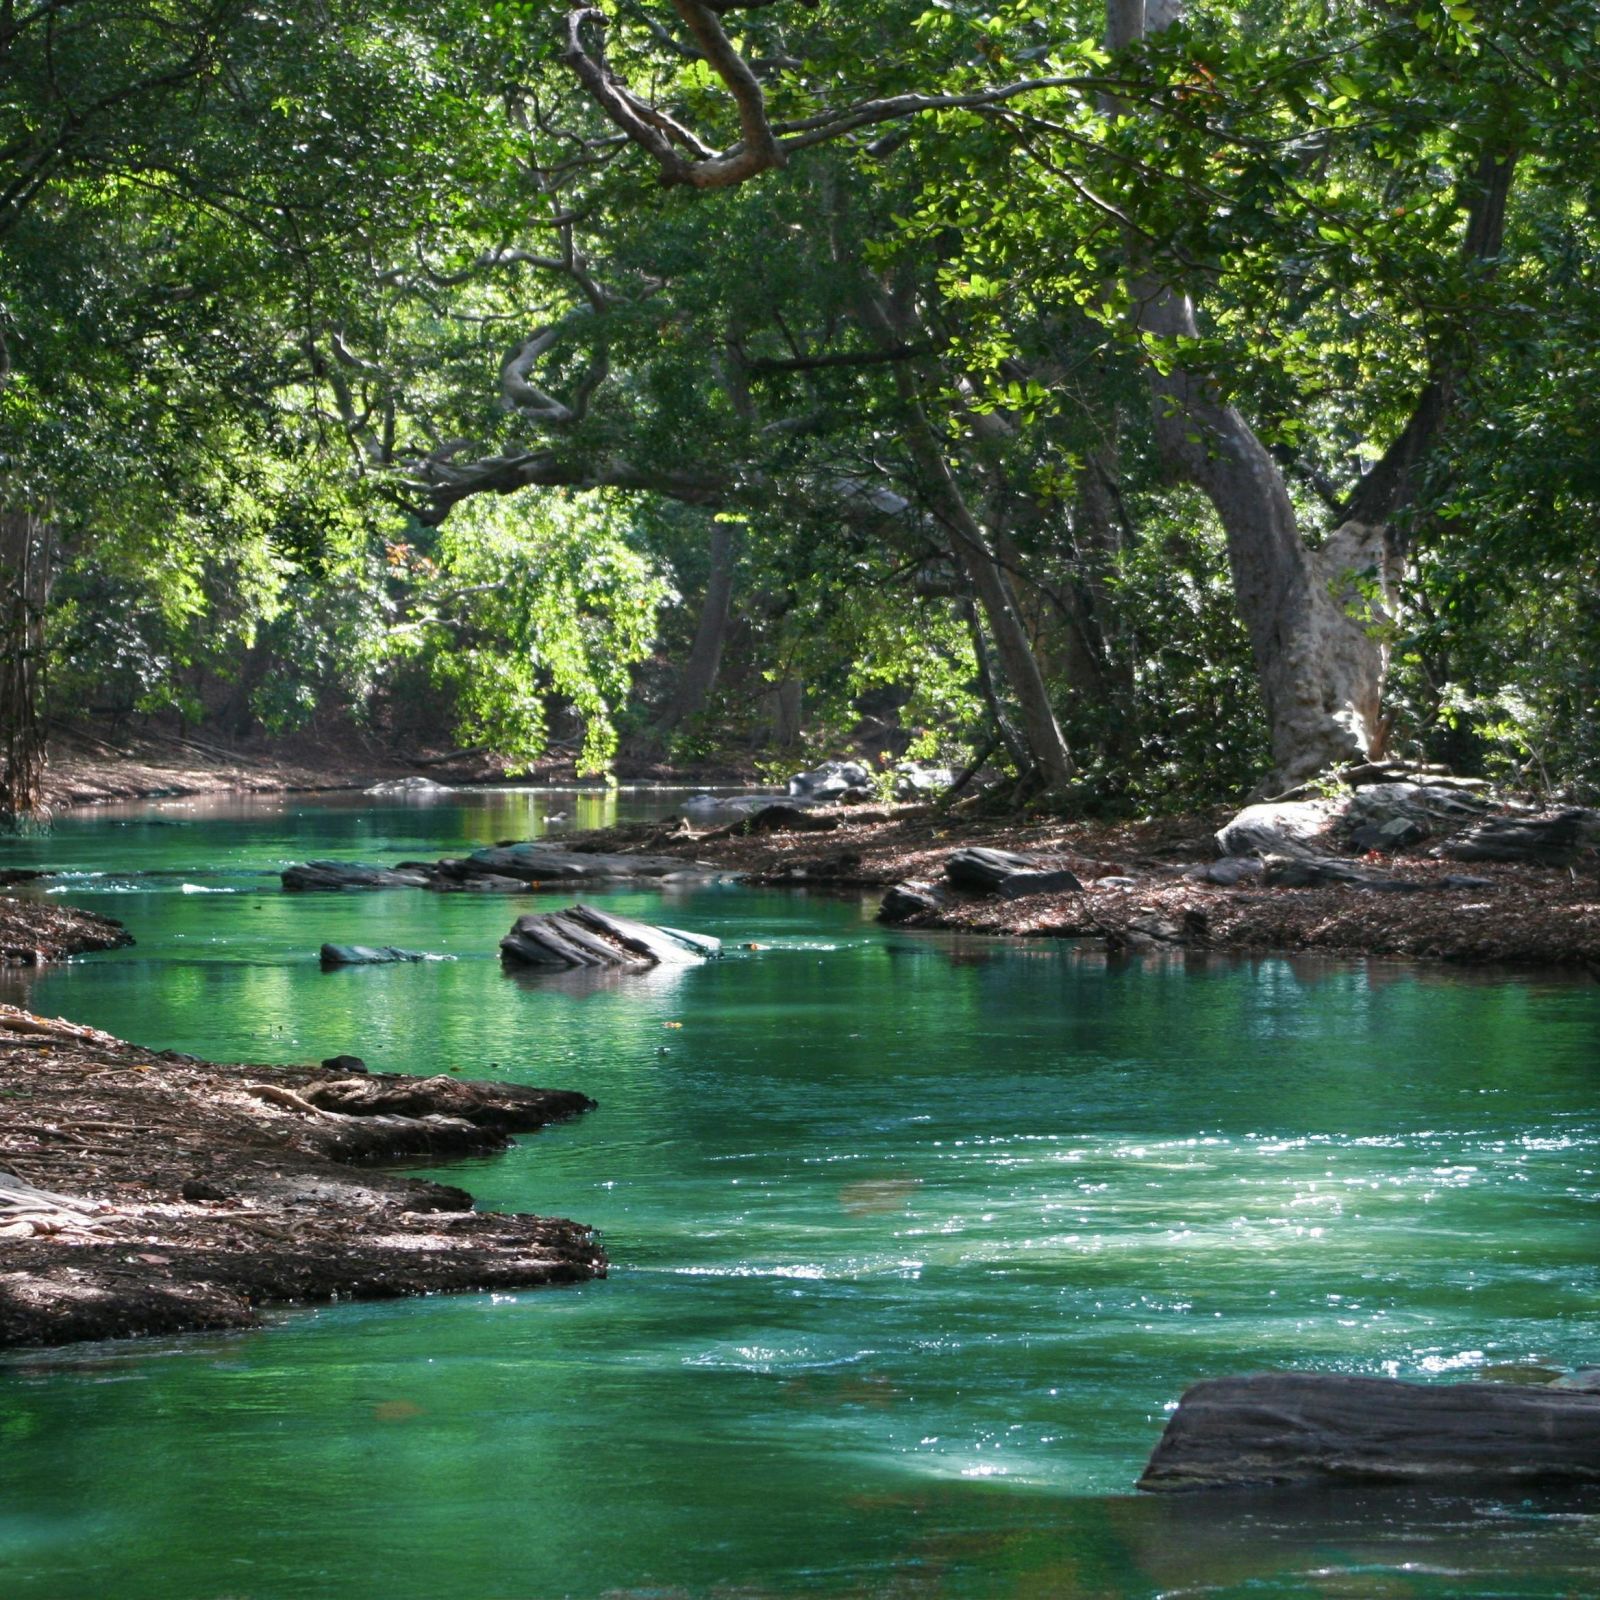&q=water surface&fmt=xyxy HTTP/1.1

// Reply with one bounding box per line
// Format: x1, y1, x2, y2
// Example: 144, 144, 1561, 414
2, 793, 1597, 1598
